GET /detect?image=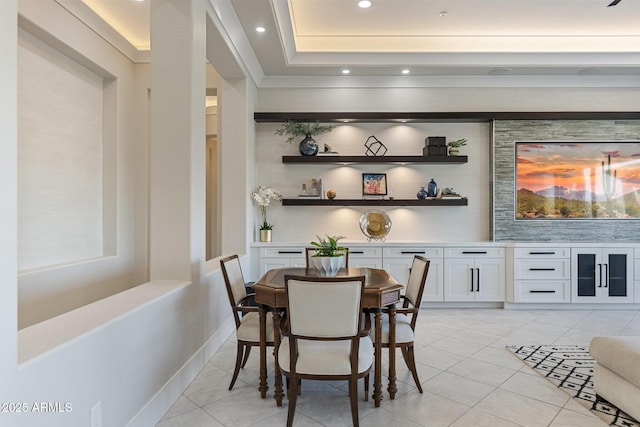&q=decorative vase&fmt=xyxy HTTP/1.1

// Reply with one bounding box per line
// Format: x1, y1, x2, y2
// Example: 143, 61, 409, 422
311, 256, 344, 276
448, 146, 460, 156
416, 186, 428, 199
259, 229, 272, 242
298, 134, 319, 156
427, 178, 438, 197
